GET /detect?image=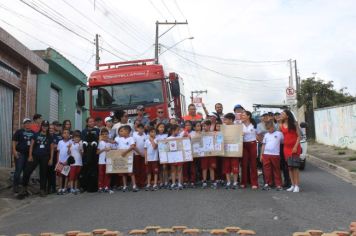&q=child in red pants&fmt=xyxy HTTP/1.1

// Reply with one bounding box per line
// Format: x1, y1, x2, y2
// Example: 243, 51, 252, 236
201, 119, 217, 189
261, 121, 283, 191
96, 128, 113, 193
144, 127, 159, 191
